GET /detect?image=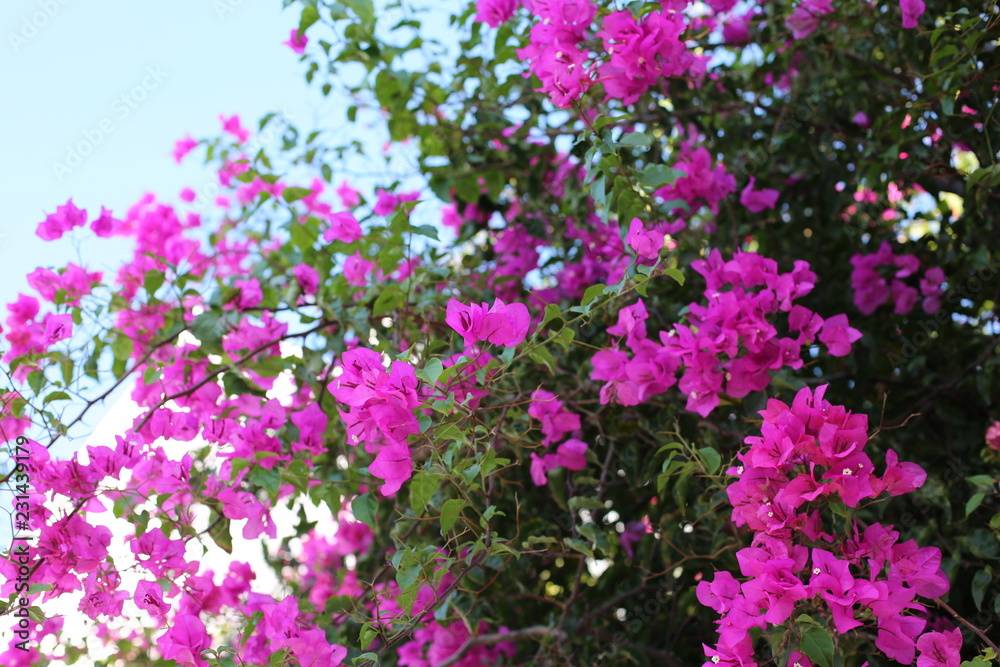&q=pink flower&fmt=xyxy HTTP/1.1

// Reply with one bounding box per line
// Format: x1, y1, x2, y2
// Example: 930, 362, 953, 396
528, 389, 581, 445
158, 614, 211, 666
233, 277, 263, 309
915, 628, 962, 667
343, 252, 374, 286
445, 298, 530, 348
43, 314, 73, 346
90, 207, 121, 238
818, 314, 862, 356
986, 421, 1000, 451
135, 580, 167, 621
368, 442, 413, 496
219, 114, 250, 143
475, 0, 518, 27
556, 438, 588, 470
336, 180, 361, 207
324, 211, 363, 244
786, 0, 833, 39
36, 199, 87, 241
619, 520, 650, 559
172, 134, 198, 163
625, 218, 664, 261
293, 264, 320, 295
597, 9, 695, 105
880, 449, 926, 496
739, 177, 780, 213
900, 0, 926, 29
283, 28, 308, 54
852, 111, 871, 128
